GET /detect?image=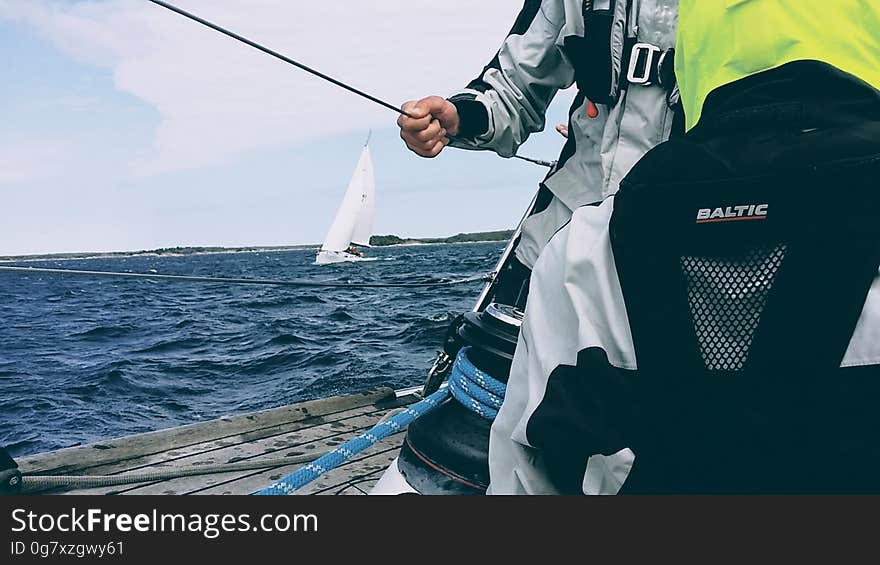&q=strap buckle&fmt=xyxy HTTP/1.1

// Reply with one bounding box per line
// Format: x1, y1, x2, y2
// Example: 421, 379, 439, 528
626, 42, 662, 86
